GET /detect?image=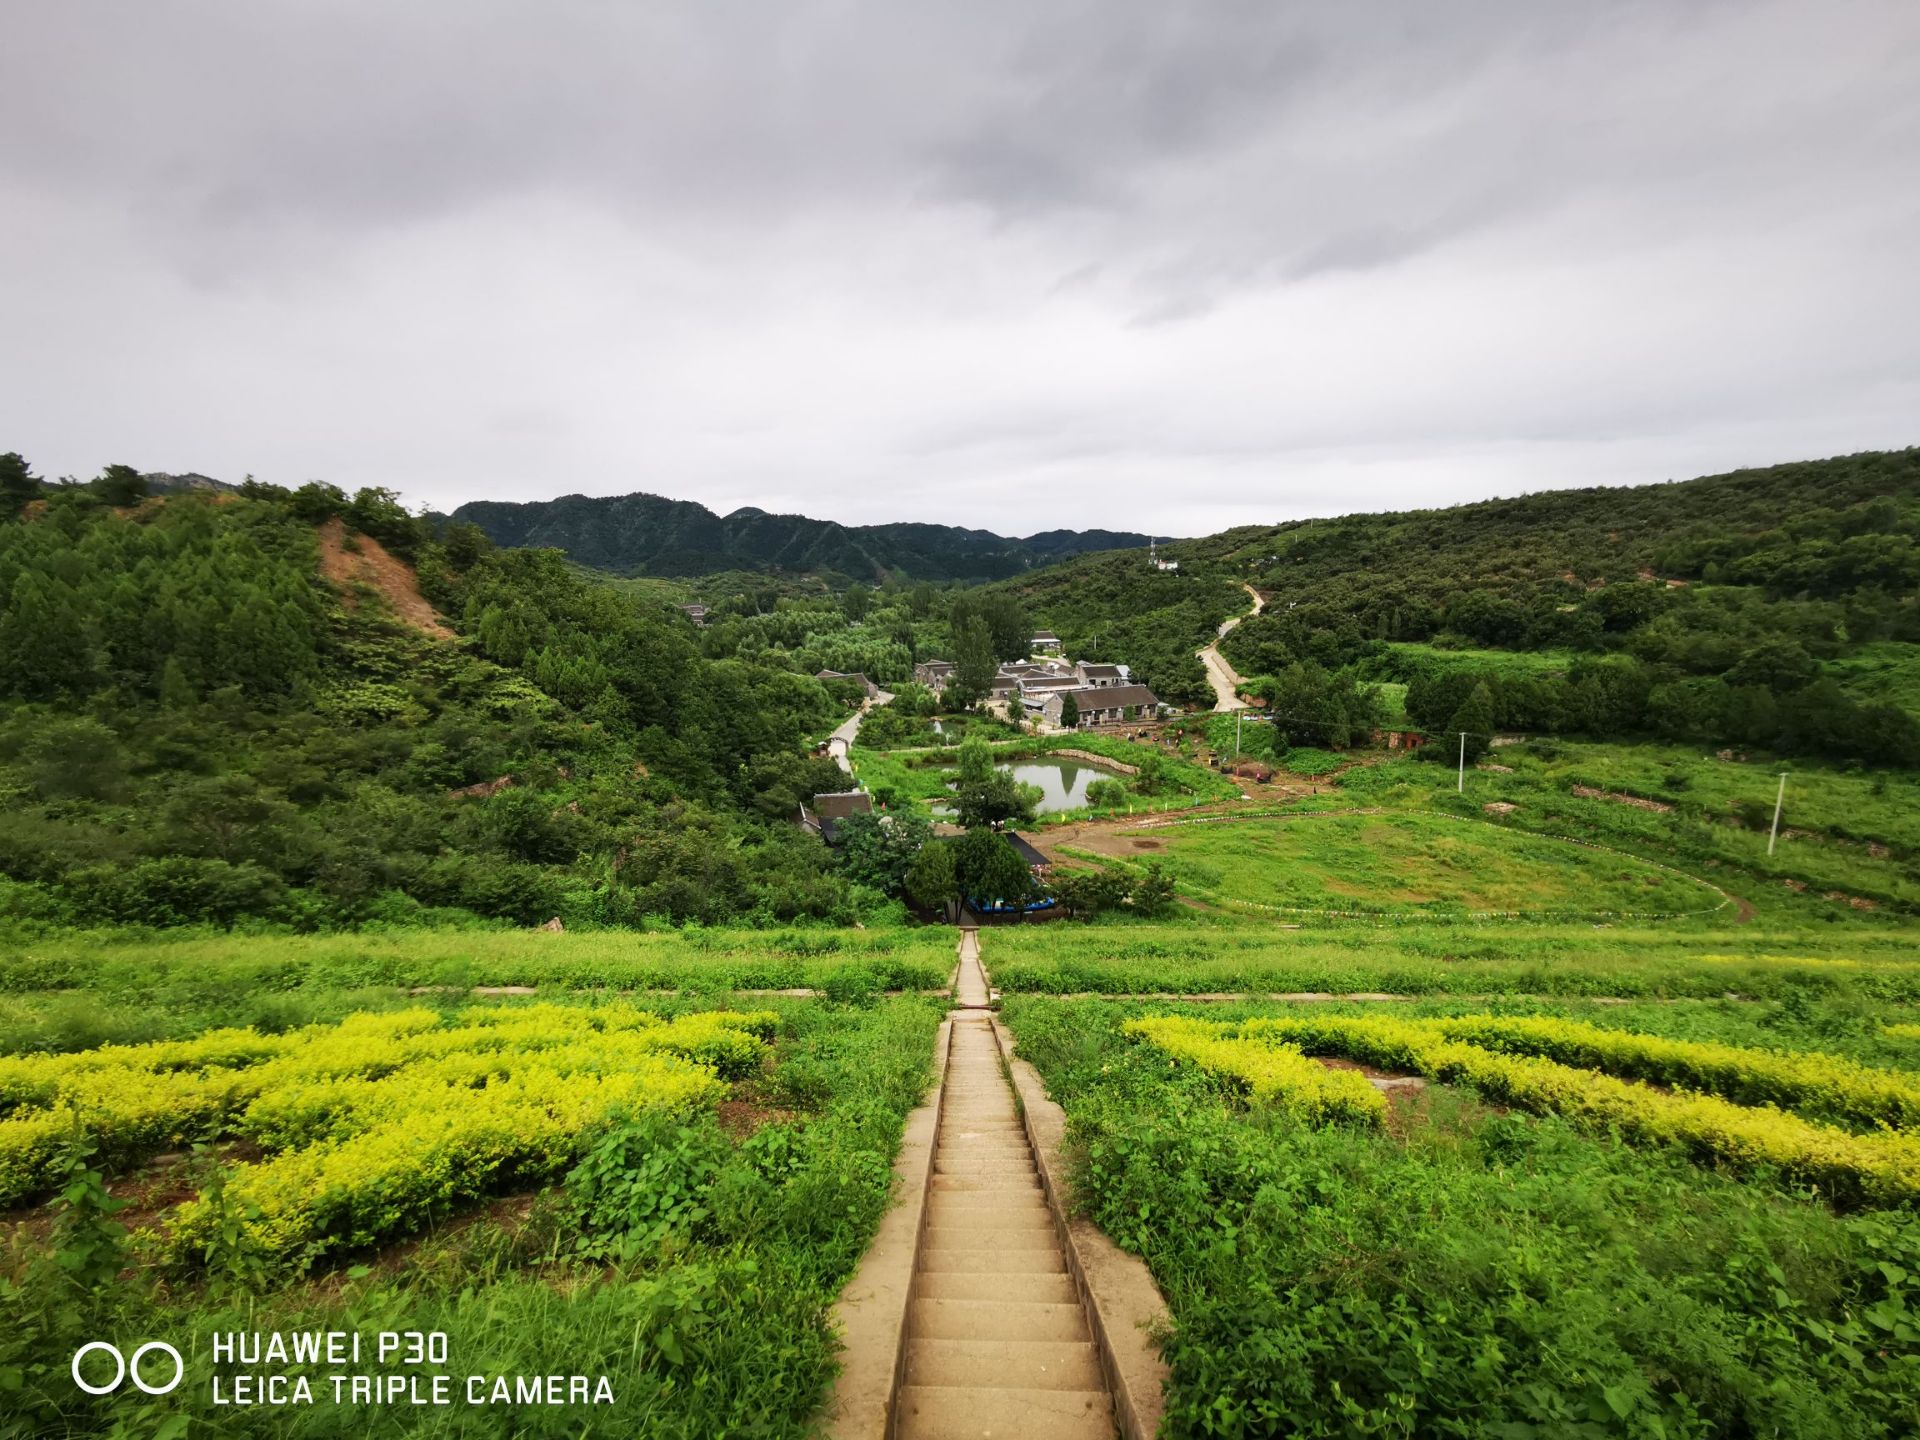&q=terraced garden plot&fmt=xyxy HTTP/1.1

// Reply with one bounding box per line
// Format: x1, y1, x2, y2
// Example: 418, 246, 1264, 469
1004, 996, 1920, 1438
3, 995, 947, 1439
